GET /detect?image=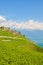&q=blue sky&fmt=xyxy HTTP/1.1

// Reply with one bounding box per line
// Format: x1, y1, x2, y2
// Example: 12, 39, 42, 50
0, 0, 43, 21
0, 0, 43, 46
